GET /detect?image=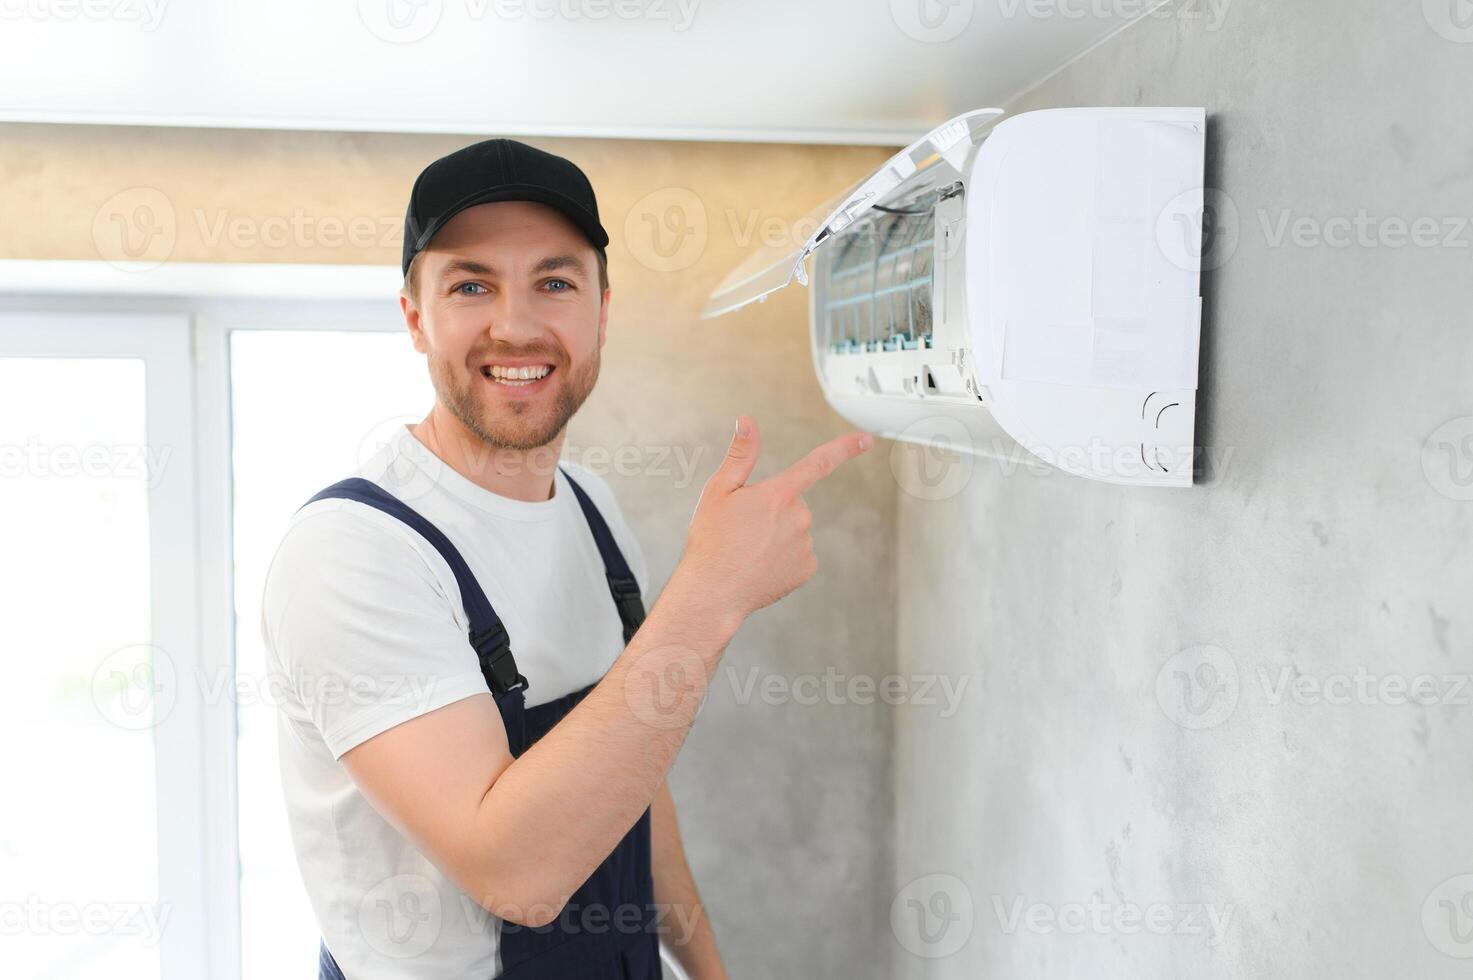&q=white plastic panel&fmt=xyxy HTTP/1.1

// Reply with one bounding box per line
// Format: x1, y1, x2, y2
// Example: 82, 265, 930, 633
701, 109, 1002, 319
966, 107, 1206, 394
699, 184, 852, 319
964, 107, 1206, 487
